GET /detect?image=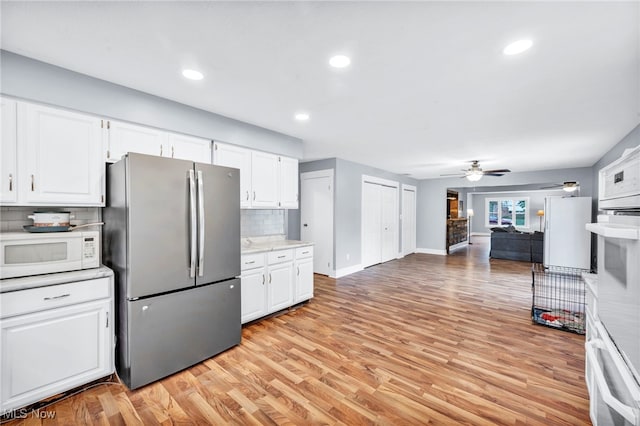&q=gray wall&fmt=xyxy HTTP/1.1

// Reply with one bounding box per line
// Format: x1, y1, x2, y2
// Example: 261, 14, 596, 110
334, 158, 418, 270
292, 157, 418, 273
0, 50, 302, 158
287, 158, 337, 243
418, 167, 594, 253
